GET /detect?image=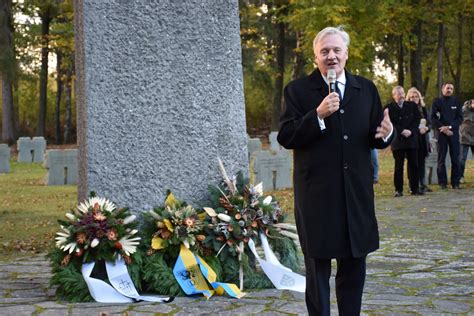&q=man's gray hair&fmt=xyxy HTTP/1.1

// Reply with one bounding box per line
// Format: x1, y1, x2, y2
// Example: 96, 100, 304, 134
392, 85, 405, 94
313, 26, 350, 51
